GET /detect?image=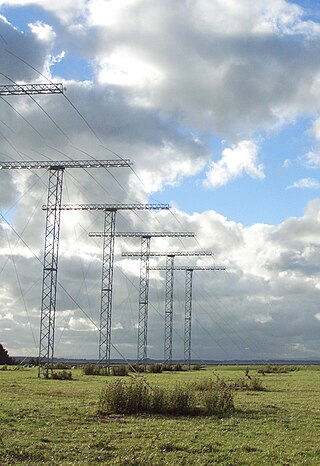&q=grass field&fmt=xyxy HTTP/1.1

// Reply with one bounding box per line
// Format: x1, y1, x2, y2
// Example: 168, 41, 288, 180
0, 365, 319, 465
